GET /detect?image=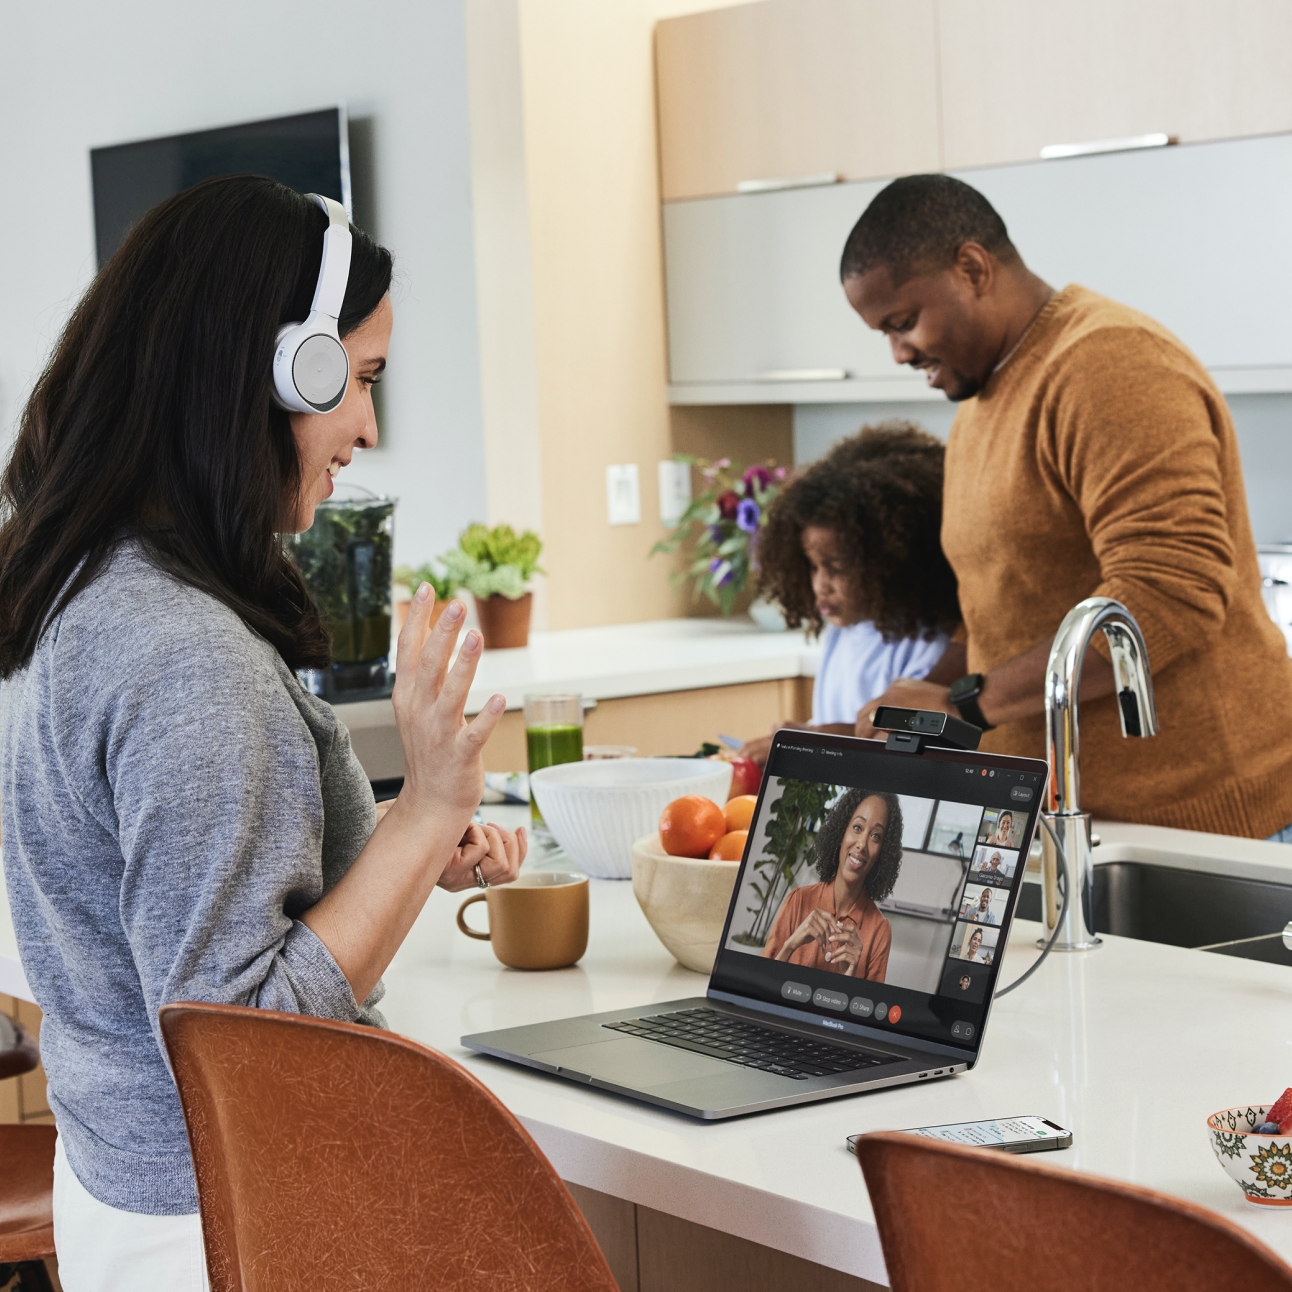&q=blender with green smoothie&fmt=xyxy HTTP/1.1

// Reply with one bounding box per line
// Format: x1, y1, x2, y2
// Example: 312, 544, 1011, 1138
525, 693, 583, 826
